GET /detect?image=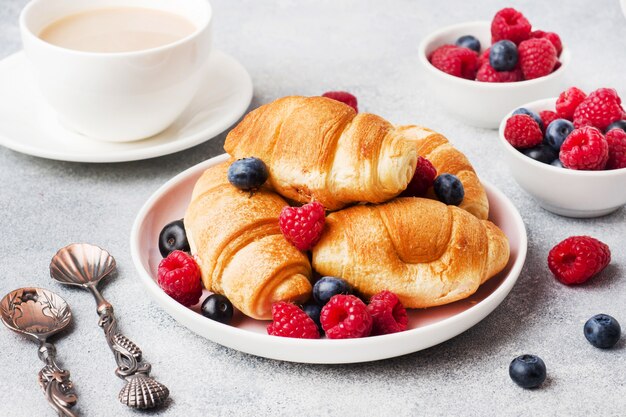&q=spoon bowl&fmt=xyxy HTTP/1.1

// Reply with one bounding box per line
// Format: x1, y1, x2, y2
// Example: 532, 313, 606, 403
50, 243, 116, 287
